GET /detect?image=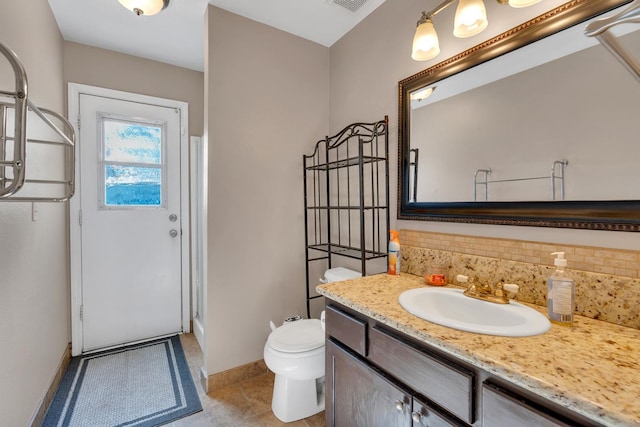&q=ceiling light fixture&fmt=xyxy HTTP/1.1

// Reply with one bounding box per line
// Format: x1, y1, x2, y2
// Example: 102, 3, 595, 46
499, 0, 542, 8
412, 0, 540, 61
117, 0, 169, 16
410, 86, 437, 101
